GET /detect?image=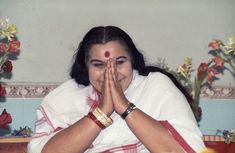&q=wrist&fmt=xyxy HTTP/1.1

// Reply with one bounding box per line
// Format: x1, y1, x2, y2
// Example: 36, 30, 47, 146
98, 104, 113, 117
116, 102, 129, 115
120, 102, 137, 119
87, 107, 113, 129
